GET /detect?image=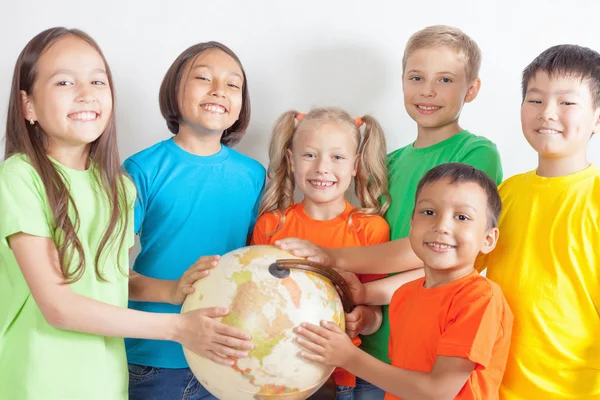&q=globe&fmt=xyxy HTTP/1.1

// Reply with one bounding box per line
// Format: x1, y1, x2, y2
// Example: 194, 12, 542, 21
181, 245, 348, 399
